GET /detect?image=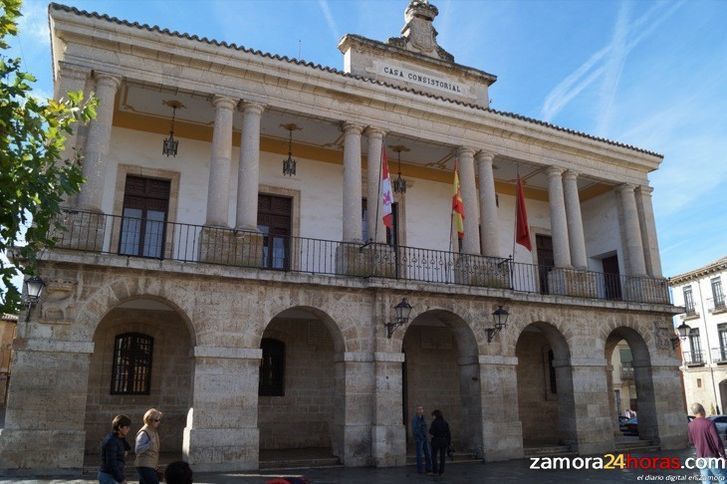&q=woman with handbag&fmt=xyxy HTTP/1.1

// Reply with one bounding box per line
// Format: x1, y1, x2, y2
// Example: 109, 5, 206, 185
135, 408, 163, 484
429, 409, 451, 476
